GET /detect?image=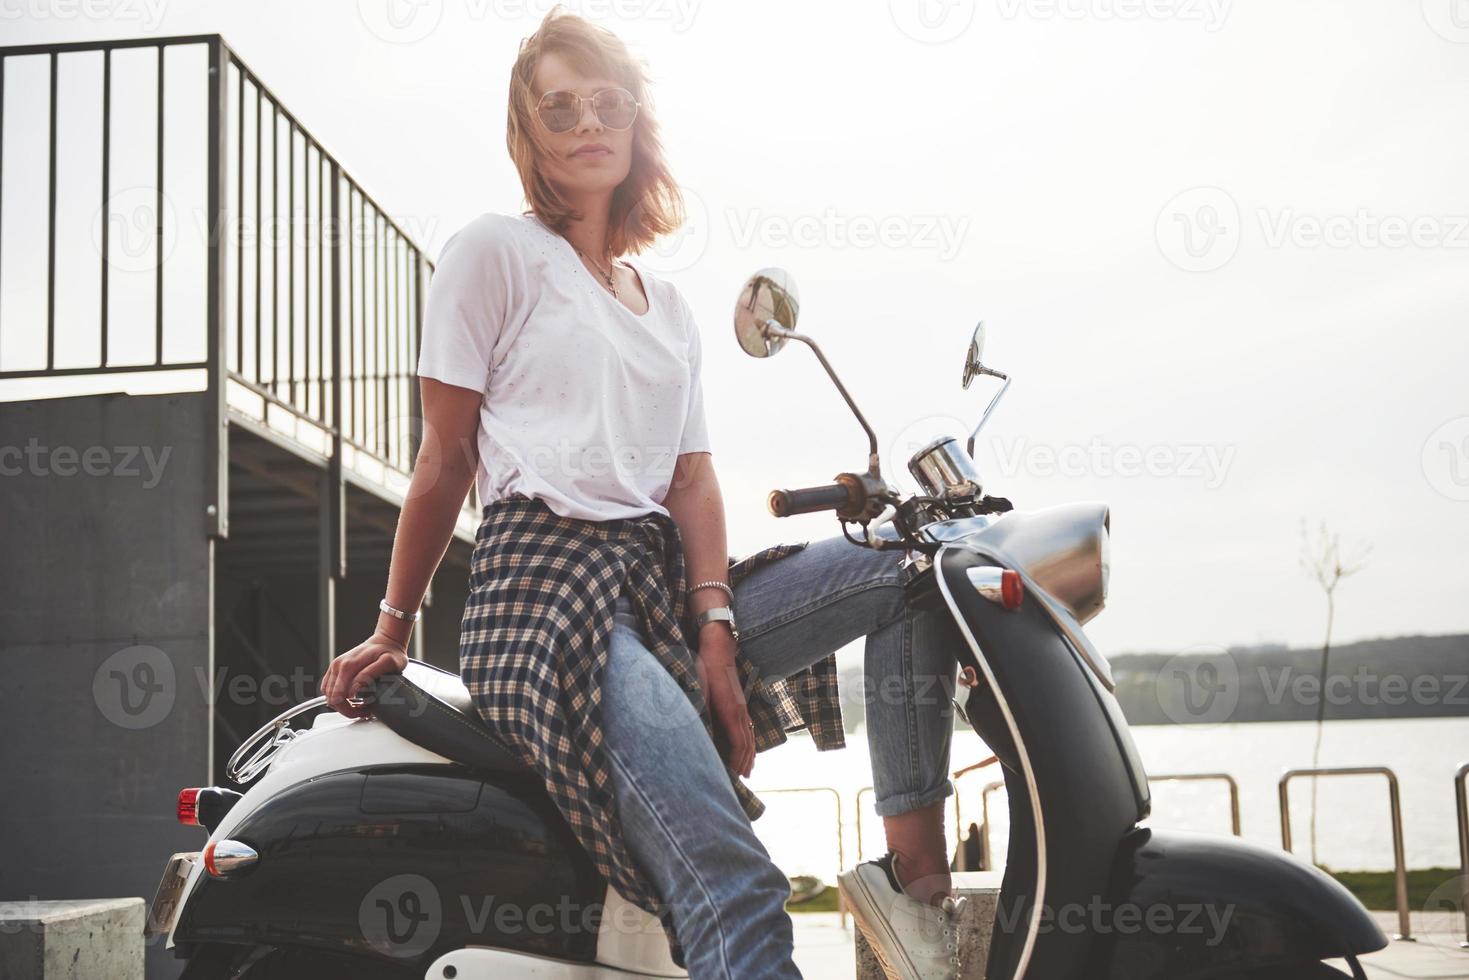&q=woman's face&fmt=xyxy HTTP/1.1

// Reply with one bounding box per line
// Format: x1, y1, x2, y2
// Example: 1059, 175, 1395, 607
531, 51, 636, 200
